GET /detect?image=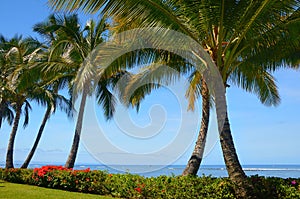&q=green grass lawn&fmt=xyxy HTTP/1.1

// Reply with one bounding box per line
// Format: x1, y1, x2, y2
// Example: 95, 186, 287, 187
0, 181, 114, 199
